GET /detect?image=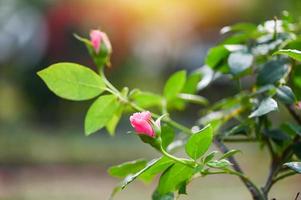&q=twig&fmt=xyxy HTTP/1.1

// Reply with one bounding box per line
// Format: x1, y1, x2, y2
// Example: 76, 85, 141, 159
214, 138, 264, 199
